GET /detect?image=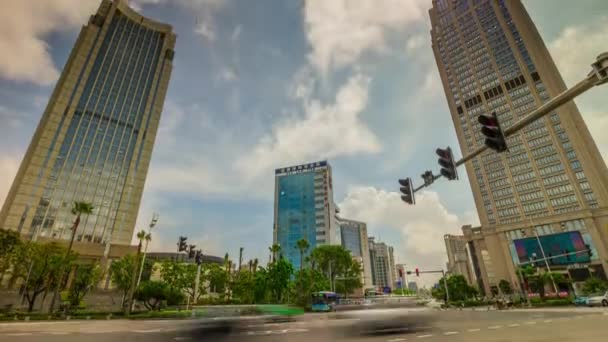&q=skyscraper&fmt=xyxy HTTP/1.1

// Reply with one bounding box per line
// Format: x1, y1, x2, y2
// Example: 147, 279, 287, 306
430, 0, 608, 292
0, 0, 175, 249
339, 218, 373, 288
444, 234, 475, 285
273, 161, 339, 269
368, 237, 396, 290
